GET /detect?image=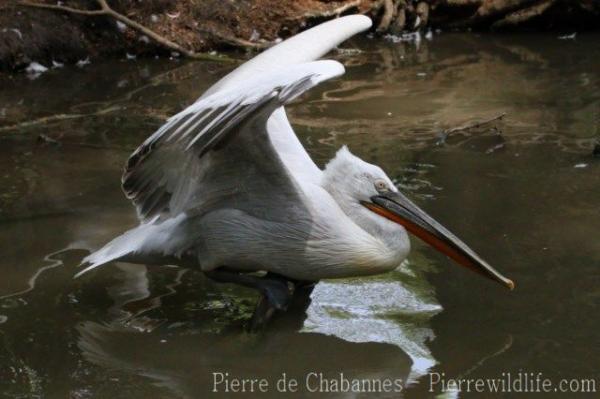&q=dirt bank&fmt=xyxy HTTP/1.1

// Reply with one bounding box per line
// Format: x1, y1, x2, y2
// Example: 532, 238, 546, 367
1, 0, 598, 72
